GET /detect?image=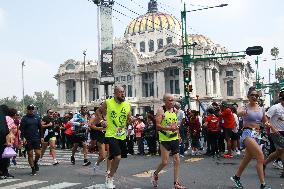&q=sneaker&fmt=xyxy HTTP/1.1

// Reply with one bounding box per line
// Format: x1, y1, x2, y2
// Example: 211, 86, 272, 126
82, 160, 91, 166
173, 181, 187, 189
280, 172, 284, 178
105, 176, 115, 188
224, 154, 233, 159
34, 161, 39, 172
260, 184, 271, 189
230, 175, 243, 189
236, 150, 241, 156
151, 172, 159, 187
53, 161, 59, 166
30, 167, 37, 176
272, 161, 283, 169
71, 156, 75, 165
3, 173, 14, 179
